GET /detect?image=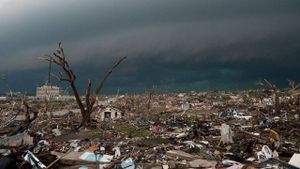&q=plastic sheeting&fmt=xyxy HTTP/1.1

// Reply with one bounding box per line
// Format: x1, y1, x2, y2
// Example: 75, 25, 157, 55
79, 152, 113, 162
